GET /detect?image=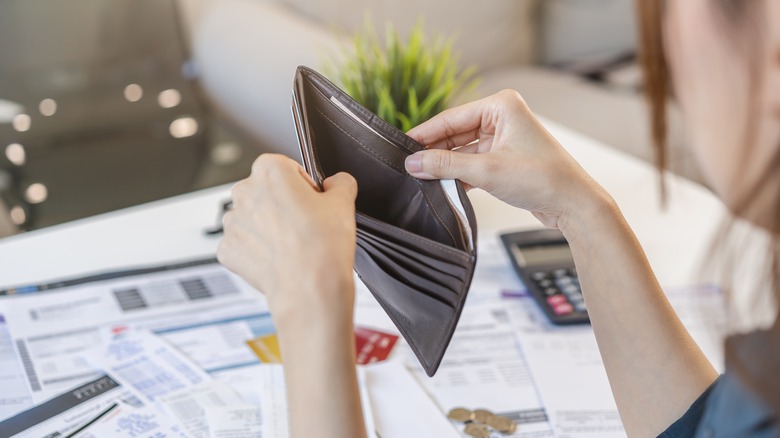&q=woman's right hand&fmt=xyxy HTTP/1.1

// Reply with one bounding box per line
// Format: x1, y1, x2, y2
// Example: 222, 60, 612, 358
407, 92, 721, 438
405, 89, 612, 232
